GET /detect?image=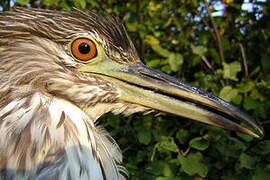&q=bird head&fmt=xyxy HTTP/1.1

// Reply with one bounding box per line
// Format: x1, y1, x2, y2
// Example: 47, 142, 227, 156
0, 8, 263, 138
